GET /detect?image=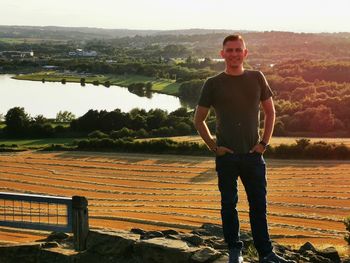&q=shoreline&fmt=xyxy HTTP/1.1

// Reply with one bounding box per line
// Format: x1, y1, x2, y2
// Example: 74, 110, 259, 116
12, 71, 181, 97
